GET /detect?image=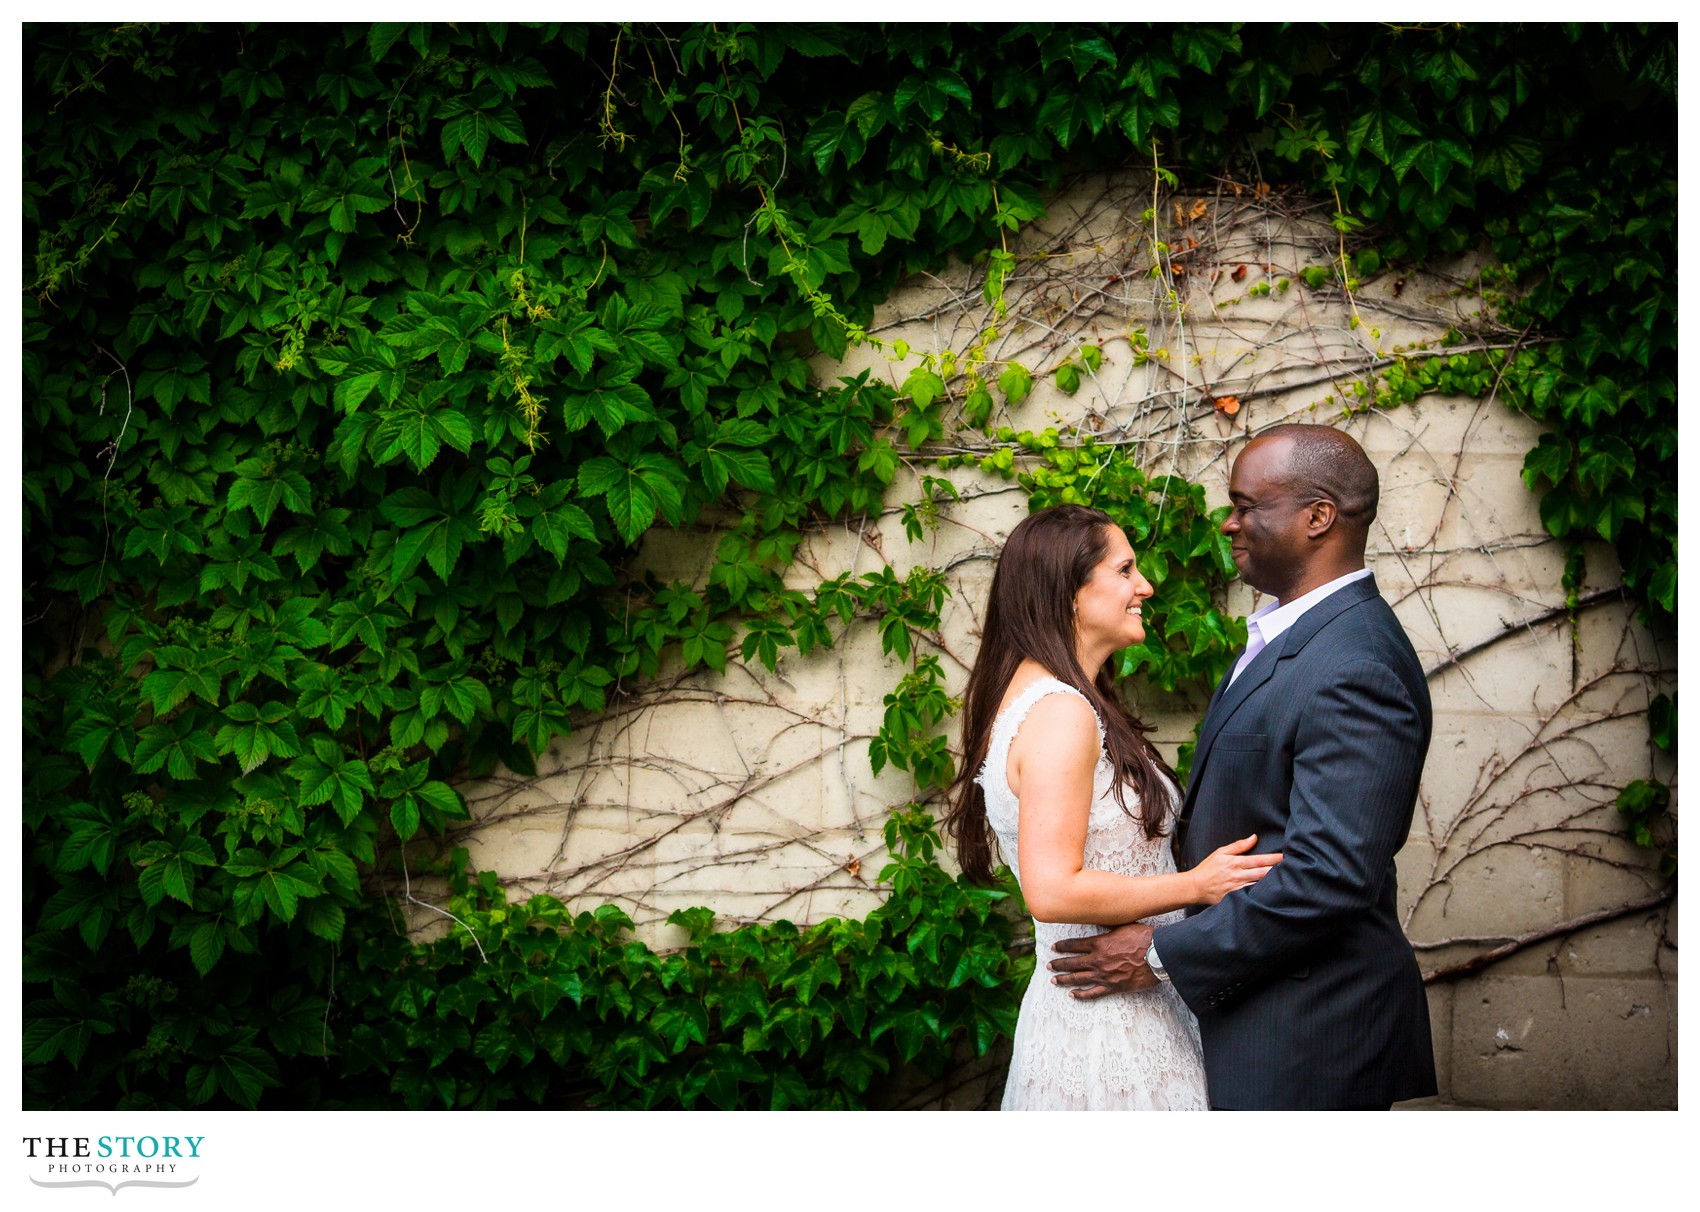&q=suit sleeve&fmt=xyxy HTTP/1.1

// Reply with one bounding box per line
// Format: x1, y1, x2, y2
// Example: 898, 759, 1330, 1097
1154, 656, 1426, 1011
